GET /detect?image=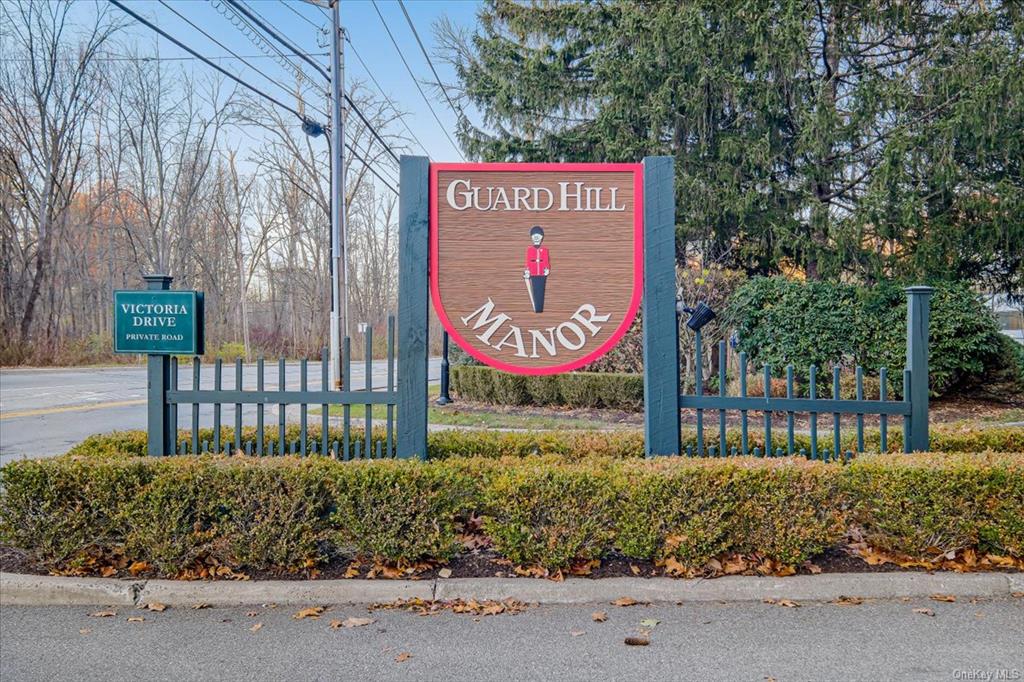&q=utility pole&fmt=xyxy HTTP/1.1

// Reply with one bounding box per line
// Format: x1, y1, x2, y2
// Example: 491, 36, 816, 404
329, 0, 347, 389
